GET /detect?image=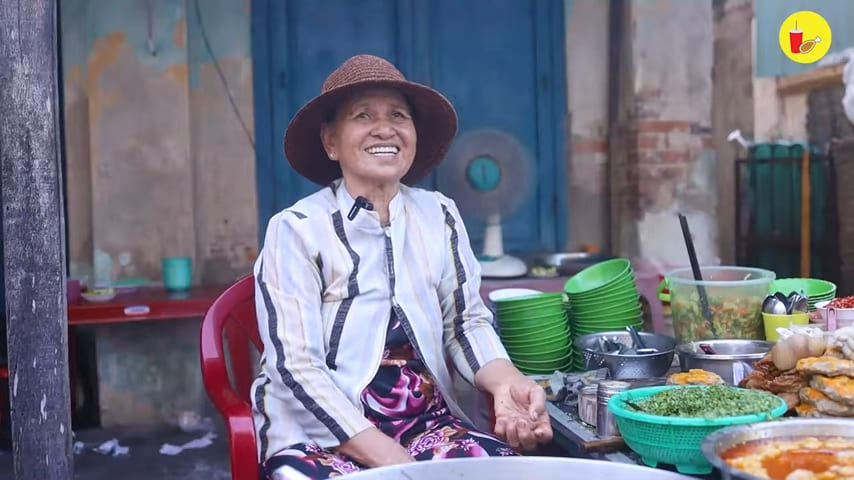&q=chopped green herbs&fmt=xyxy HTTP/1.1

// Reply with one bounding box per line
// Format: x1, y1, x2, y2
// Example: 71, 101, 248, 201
628, 386, 780, 418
